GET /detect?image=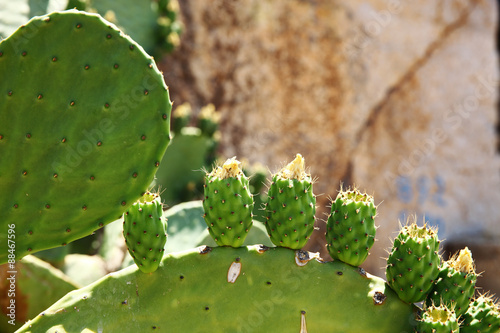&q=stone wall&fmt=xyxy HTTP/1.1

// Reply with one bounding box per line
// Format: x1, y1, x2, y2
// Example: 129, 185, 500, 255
160, 0, 500, 290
